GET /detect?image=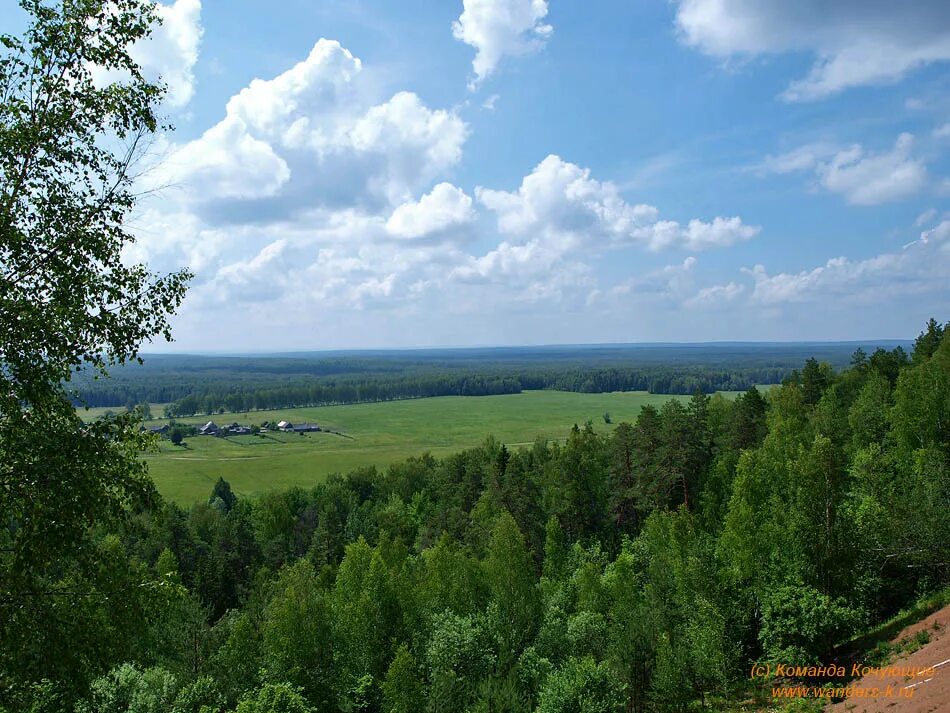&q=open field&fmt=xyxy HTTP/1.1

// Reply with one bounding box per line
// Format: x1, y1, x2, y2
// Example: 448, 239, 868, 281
142, 390, 734, 504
